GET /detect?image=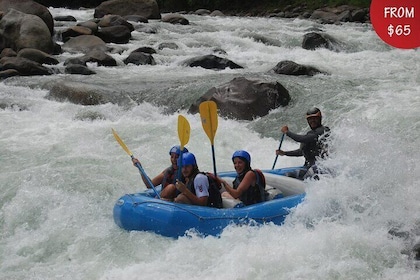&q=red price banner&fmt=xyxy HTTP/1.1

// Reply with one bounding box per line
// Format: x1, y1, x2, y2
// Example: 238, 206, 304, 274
370, 0, 420, 49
